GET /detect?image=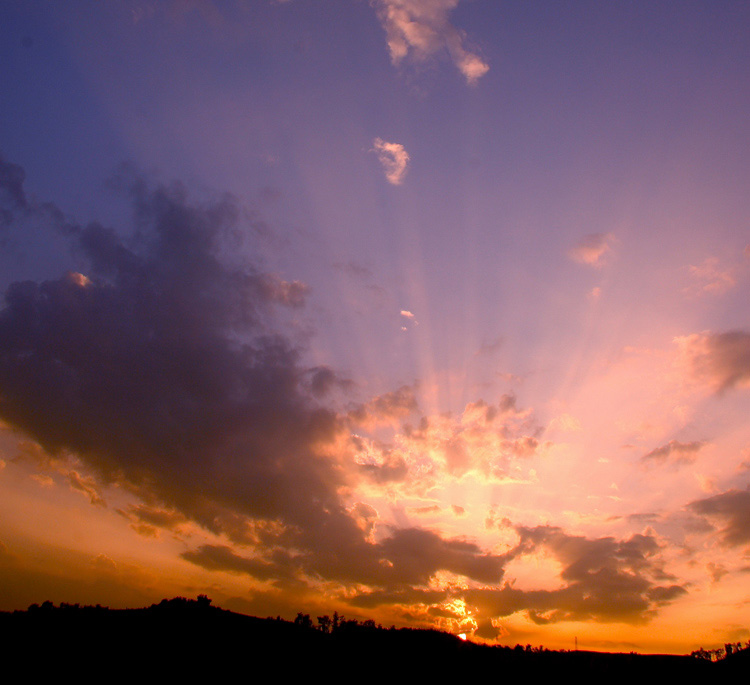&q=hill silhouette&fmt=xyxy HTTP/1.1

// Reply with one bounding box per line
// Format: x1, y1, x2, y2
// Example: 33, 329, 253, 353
1, 596, 736, 678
